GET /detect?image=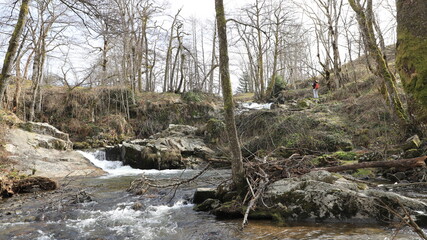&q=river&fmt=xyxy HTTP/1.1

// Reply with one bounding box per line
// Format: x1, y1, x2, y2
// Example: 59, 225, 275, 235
0, 150, 422, 239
